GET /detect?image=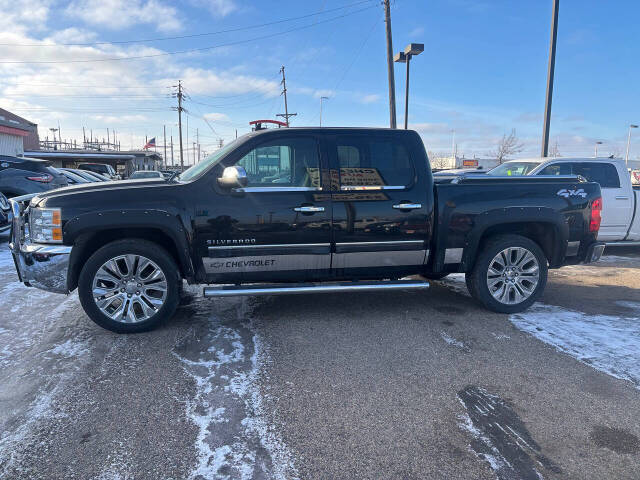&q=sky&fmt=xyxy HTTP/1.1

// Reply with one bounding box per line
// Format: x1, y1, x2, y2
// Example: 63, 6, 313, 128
0, 0, 638, 164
